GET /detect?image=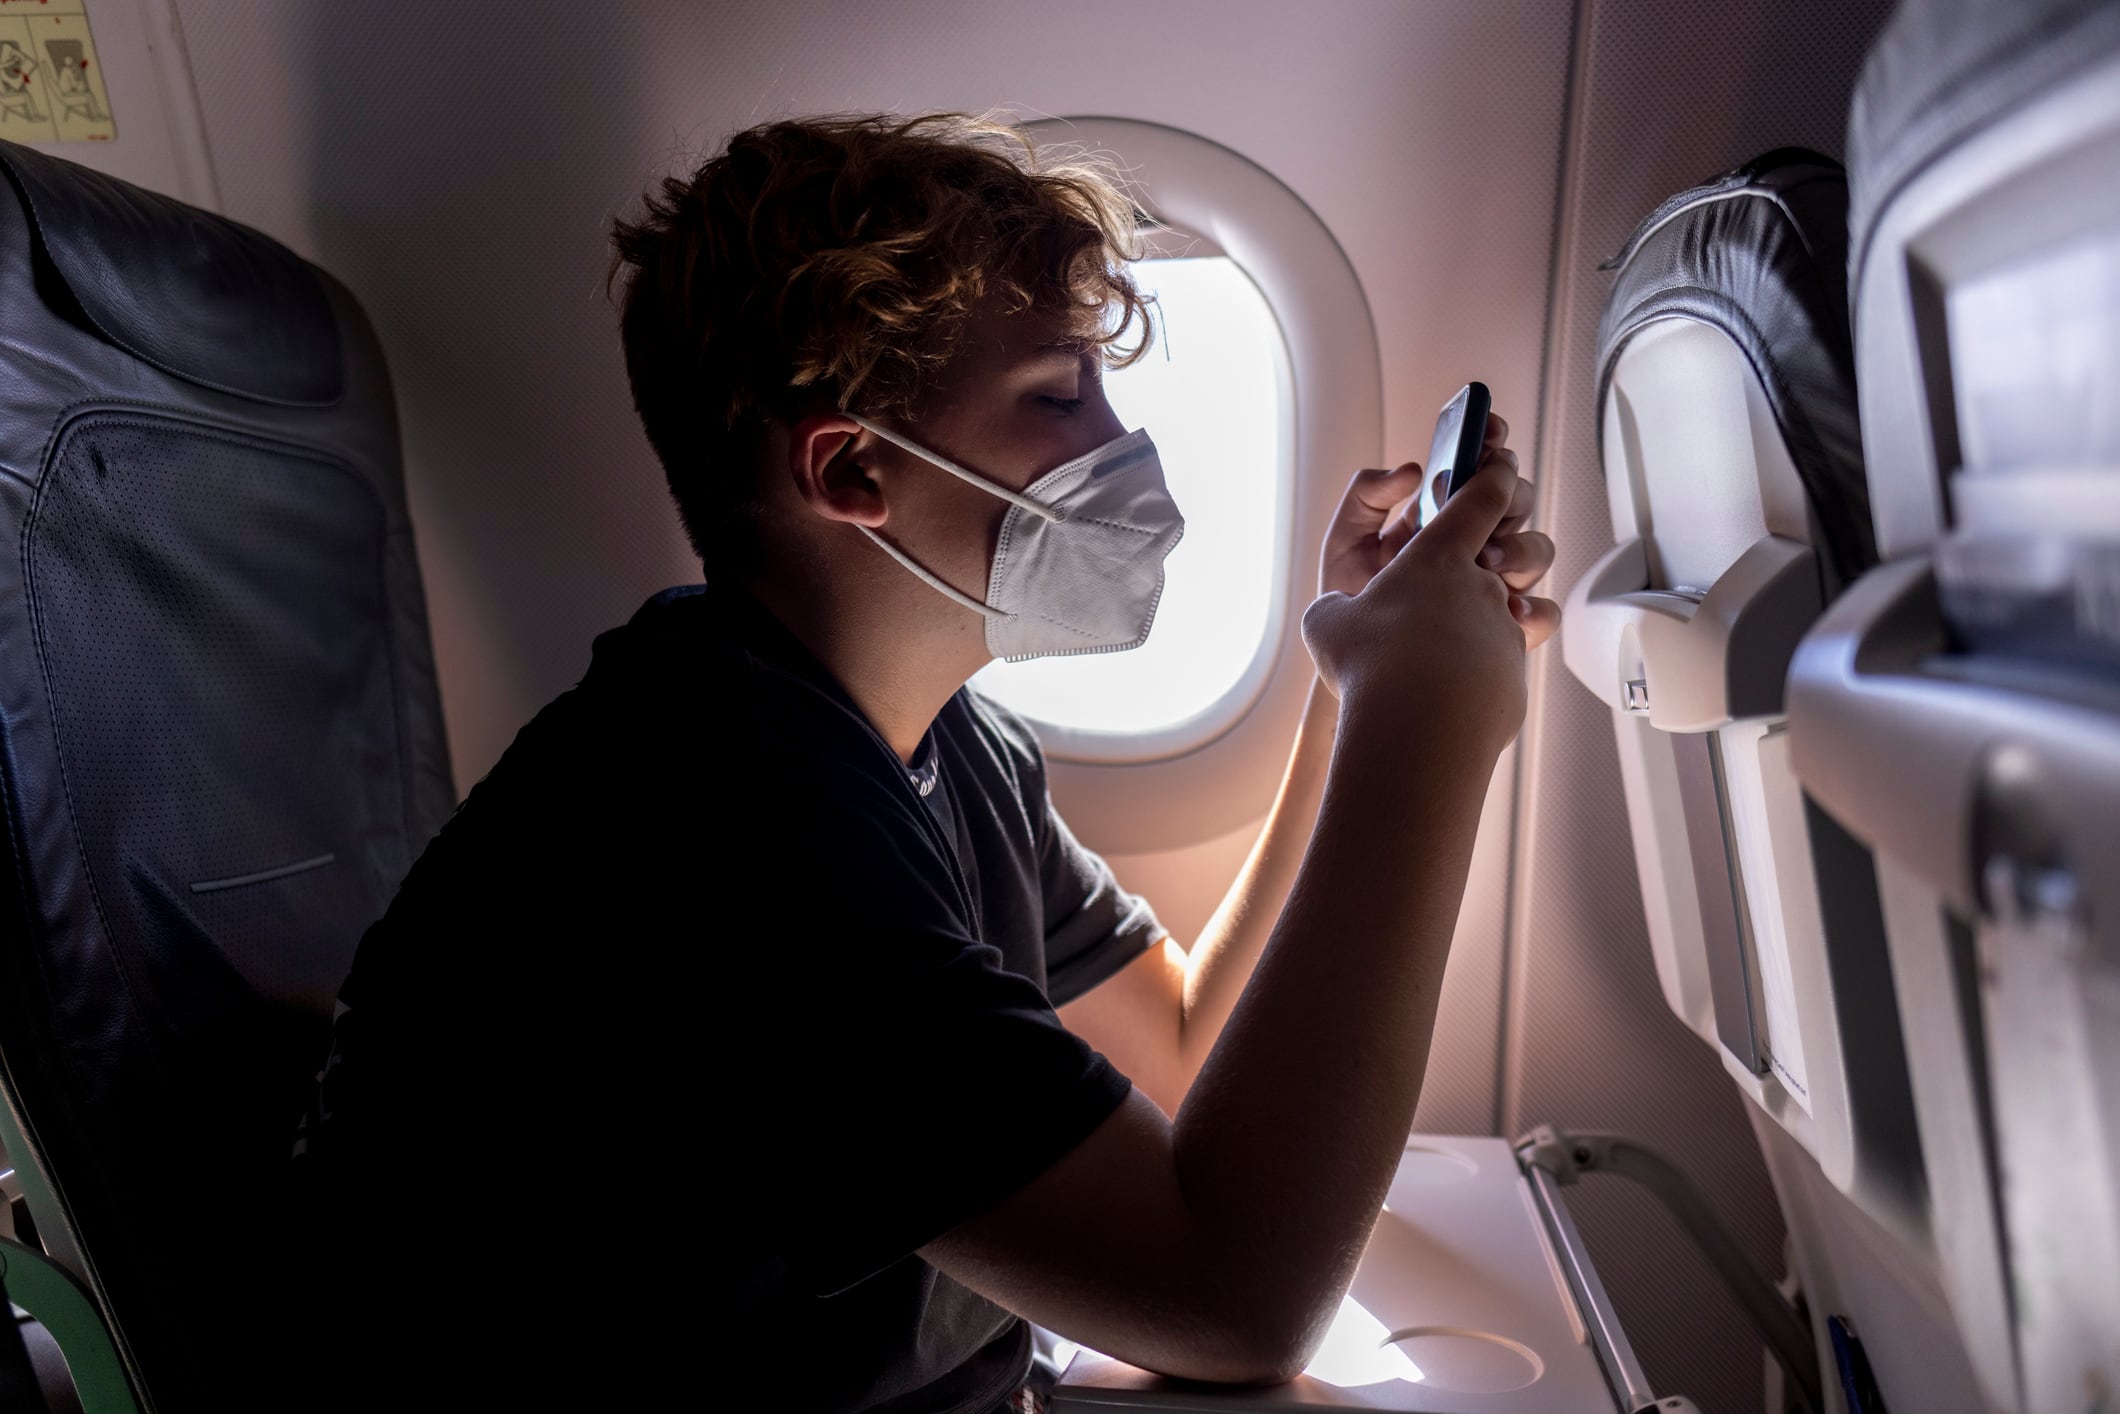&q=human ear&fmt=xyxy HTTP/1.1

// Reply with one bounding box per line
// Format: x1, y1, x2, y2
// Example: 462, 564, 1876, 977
786, 411, 888, 529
